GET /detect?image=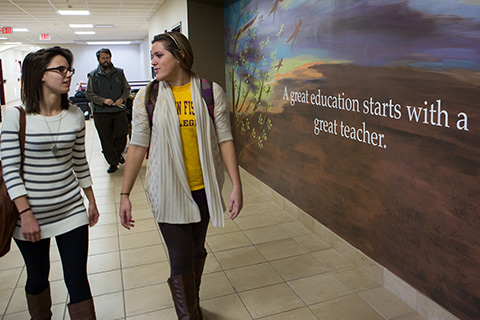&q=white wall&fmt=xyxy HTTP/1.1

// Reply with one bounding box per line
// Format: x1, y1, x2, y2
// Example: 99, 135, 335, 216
148, 0, 188, 43
0, 47, 30, 104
